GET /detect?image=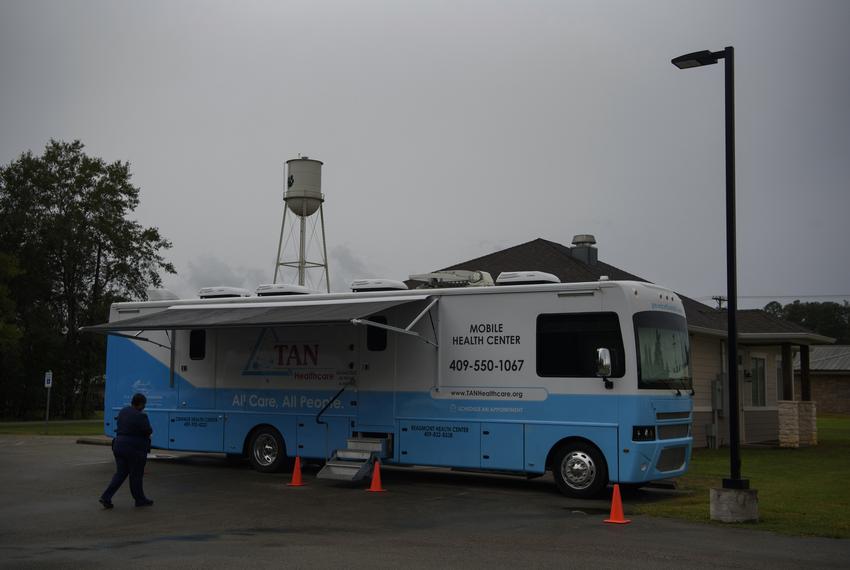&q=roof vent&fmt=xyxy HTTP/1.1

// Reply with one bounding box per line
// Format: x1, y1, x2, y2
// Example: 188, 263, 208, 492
570, 234, 598, 265
350, 279, 409, 292
198, 286, 252, 299
146, 288, 180, 301
409, 270, 494, 288
496, 271, 561, 286
255, 283, 316, 296
572, 234, 596, 247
